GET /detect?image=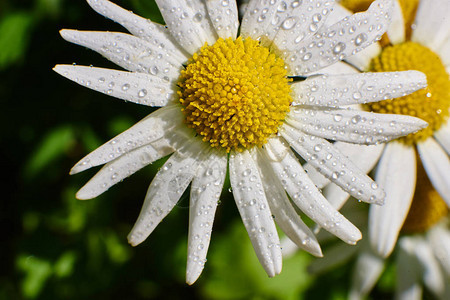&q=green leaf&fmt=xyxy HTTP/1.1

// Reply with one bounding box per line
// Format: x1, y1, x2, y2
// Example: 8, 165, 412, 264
0, 12, 34, 69
24, 126, 75, 178
17, 255, 52, 299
